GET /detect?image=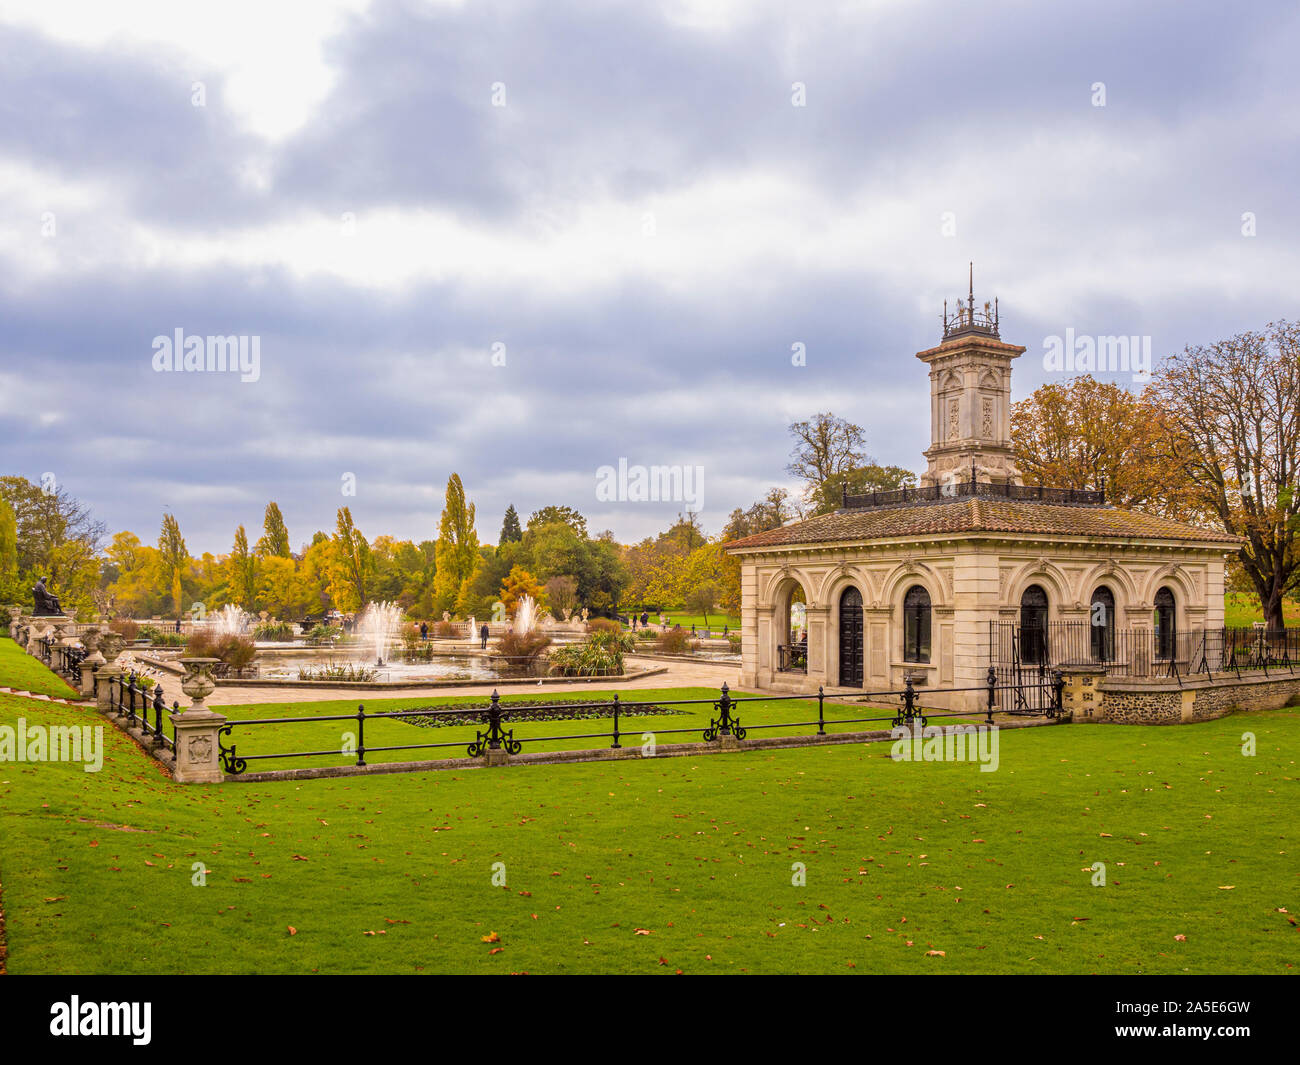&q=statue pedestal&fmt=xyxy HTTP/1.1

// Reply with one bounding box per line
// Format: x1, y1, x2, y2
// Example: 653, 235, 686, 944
170, 709, 228, 783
